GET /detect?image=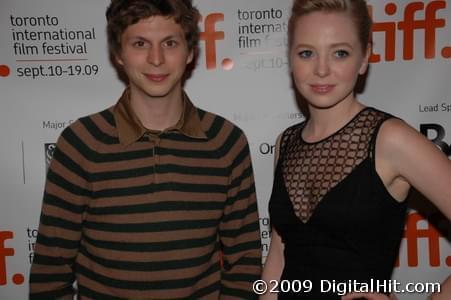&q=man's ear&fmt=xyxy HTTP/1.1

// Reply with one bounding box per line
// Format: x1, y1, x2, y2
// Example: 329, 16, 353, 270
115, 52, 124, 66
